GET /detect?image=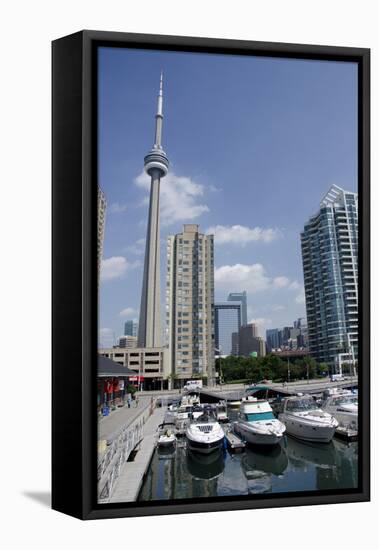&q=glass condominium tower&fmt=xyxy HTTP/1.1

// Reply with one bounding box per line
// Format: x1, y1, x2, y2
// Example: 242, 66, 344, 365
215, 302, 242, 356
301, 184, 358, 369
166, 224, 215, 385
227, 291, 247, 326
